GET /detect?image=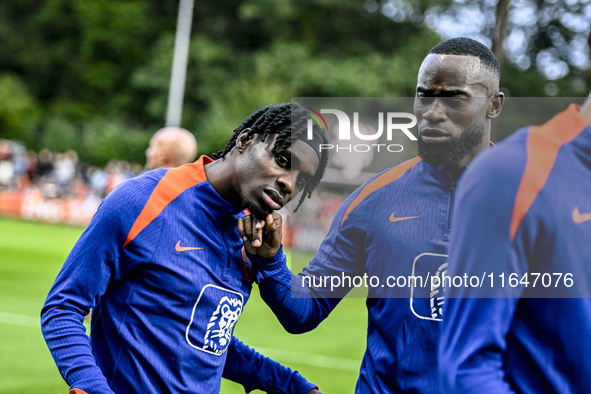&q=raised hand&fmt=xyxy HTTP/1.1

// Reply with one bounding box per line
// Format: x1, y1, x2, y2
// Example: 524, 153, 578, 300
237, 212, 283, 258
